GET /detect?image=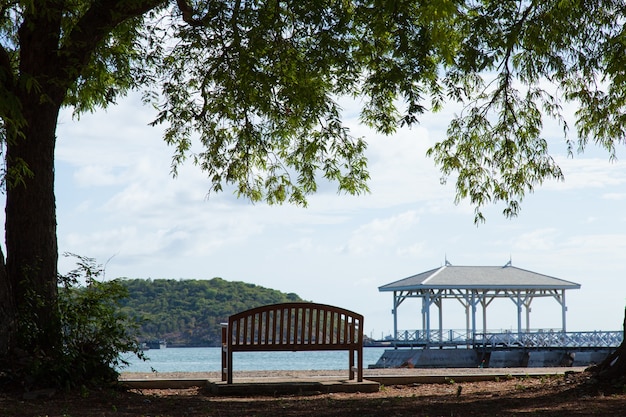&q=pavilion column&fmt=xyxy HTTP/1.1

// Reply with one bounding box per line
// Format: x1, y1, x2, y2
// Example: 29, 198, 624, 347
423, 291, 431, 341
482, 300, 487, 335
465, 303, 470, 338
523, 291, 535, 332
392, 291, 398, 345
461, 290, 480, 345
471, 291, 477, 342
561, 290, 567, 332
480, 293, 496, 336
437, 298, 443, 343
516, 292, 523, 335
